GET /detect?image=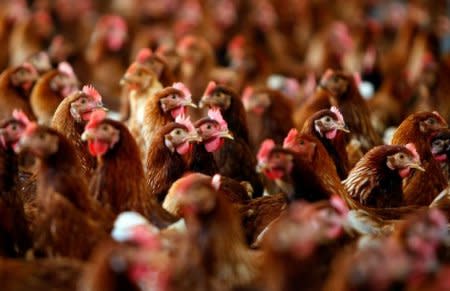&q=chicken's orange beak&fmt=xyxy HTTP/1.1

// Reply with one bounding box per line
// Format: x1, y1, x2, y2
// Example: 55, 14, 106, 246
81, 129, 95, 142
408, 162, 425, 172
